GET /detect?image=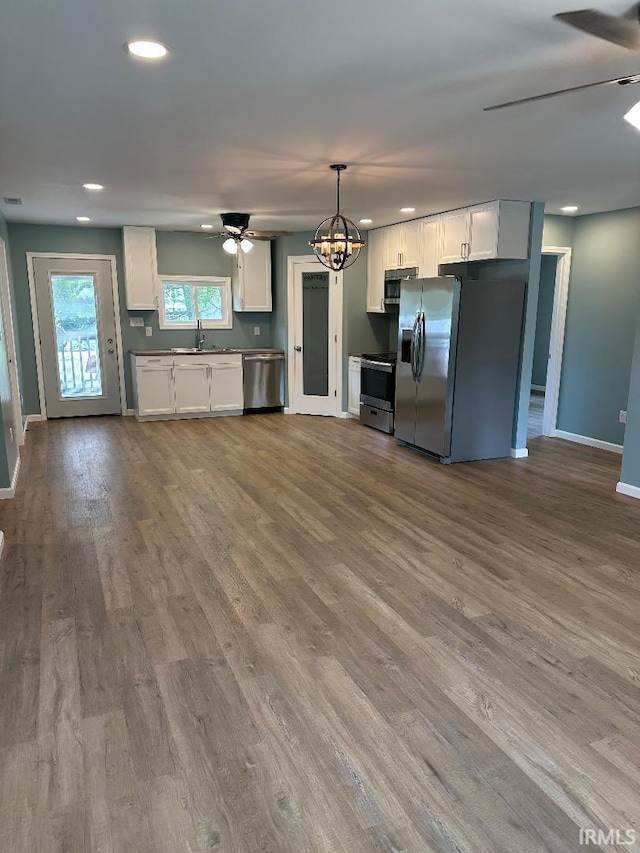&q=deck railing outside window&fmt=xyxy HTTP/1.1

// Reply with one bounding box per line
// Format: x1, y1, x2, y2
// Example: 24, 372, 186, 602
56, 329, 102, 397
